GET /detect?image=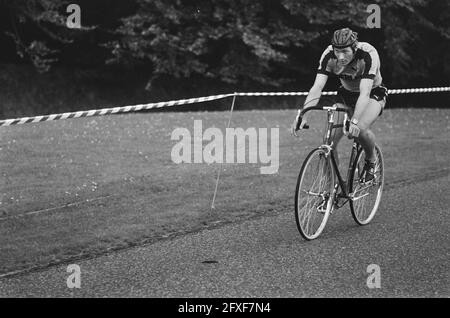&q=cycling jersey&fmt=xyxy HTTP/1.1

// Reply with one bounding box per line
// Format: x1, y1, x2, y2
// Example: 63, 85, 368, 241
317, 42, 383, 92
